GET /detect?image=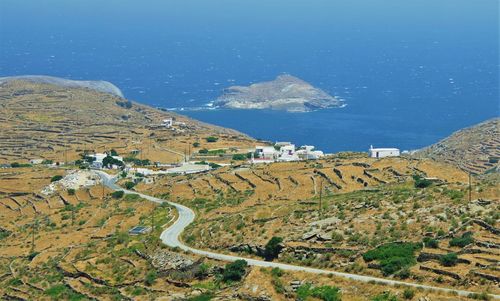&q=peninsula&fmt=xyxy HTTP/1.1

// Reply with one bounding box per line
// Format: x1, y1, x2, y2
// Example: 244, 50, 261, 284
215, 74, 344, 112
